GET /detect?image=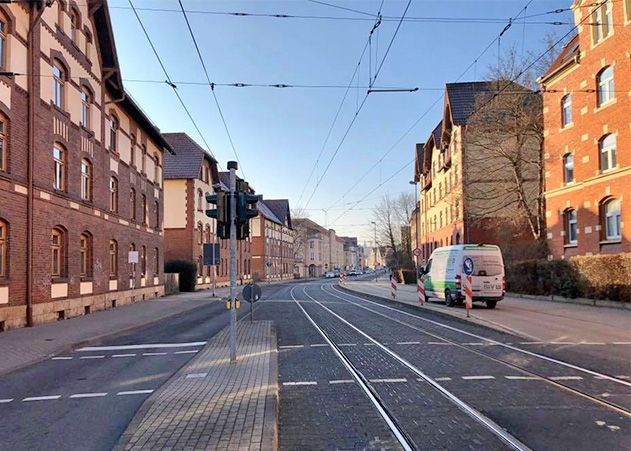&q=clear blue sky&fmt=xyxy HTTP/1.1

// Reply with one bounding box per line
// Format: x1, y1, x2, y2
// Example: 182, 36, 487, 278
109, 0, 572, 243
